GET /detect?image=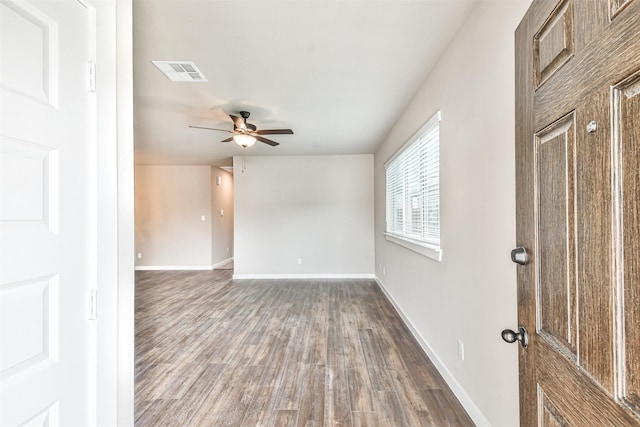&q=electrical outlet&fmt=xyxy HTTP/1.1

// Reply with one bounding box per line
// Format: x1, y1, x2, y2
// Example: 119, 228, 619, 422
227, 247, 229, 253
137, 252, 142, 259
382, 266, 386, 276
297, 258, 303, 265
457, 340, 465, 361
201, 215, 206, 221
